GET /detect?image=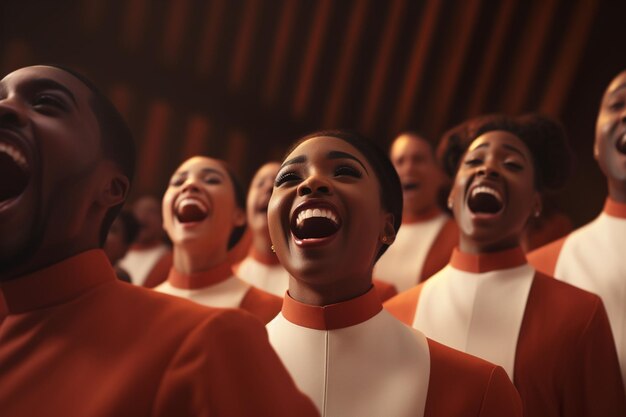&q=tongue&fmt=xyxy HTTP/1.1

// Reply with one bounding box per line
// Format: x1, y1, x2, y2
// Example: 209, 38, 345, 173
0, 153, 29, 203
294, 217, 339, 239
177, 204, 208, 223
468, 193, 502, 214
